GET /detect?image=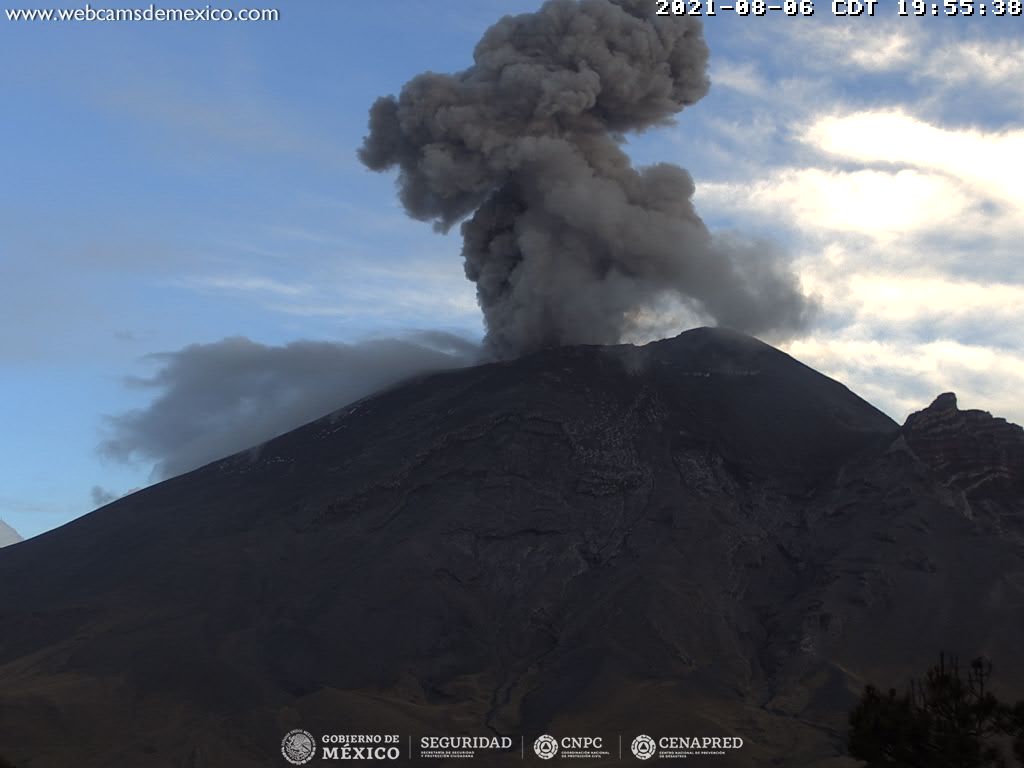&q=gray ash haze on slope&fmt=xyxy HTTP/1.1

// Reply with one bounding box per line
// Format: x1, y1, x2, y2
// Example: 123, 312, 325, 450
359, 0, 816, 358
0, 519, 23, 548
100, 331, 478, 480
